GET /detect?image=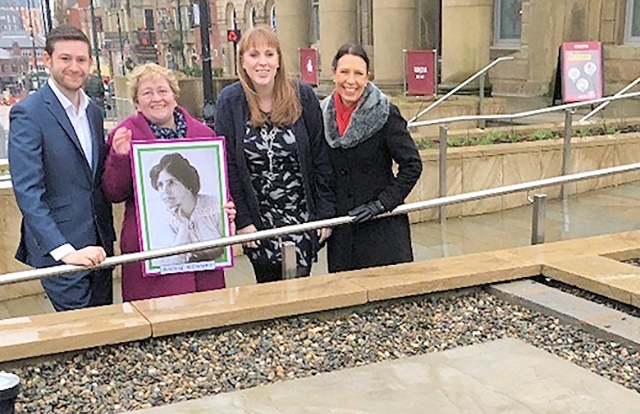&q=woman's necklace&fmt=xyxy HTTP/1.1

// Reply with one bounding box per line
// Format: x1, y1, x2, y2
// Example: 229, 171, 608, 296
260, 123, 278, 179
